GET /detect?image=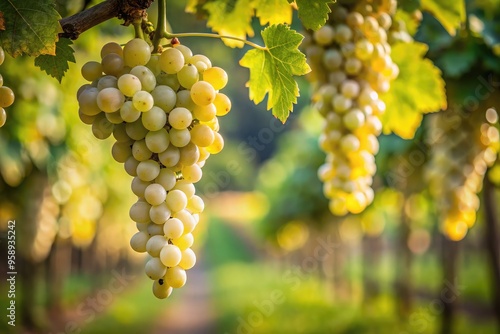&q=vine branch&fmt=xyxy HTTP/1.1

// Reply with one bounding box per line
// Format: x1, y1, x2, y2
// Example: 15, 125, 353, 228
59, 0, 153, 40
